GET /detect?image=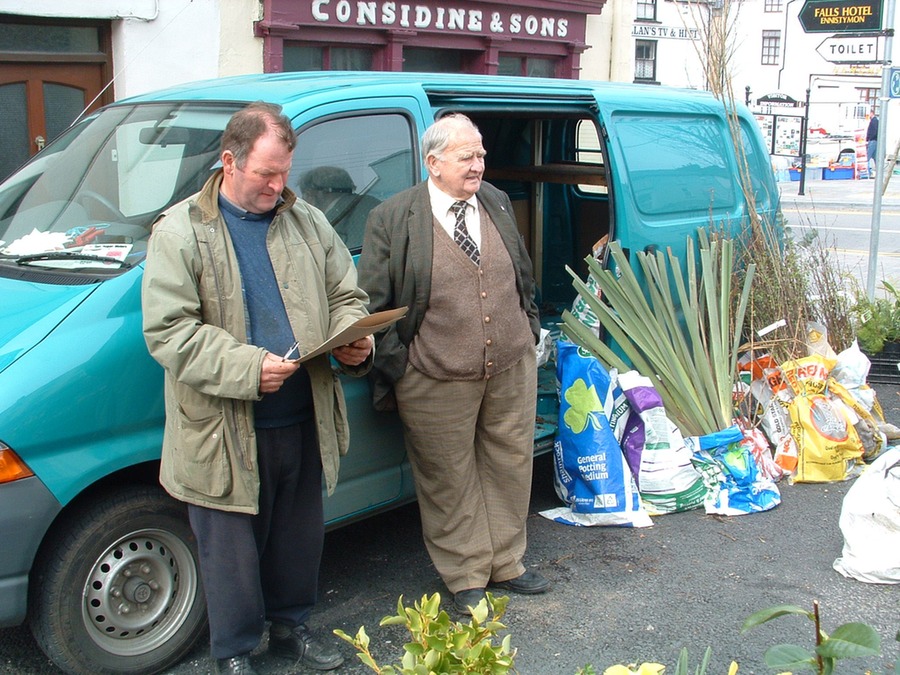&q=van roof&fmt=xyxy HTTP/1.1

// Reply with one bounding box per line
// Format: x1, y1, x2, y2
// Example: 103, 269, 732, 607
117, 71, 728, 115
